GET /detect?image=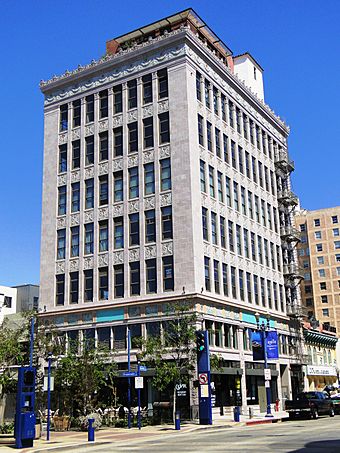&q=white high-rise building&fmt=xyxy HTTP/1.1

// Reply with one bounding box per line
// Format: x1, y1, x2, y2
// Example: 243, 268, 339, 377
39, 9, 303, 414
